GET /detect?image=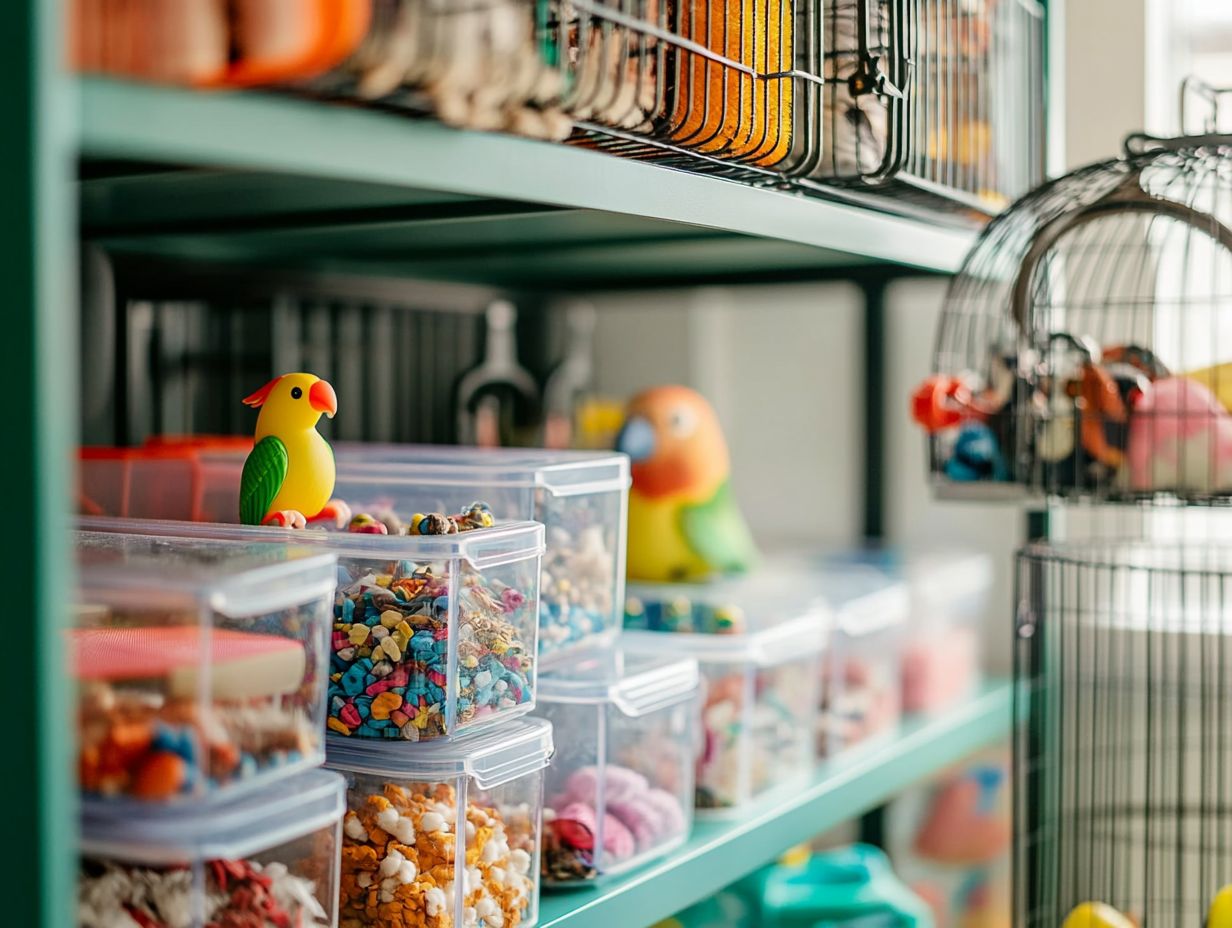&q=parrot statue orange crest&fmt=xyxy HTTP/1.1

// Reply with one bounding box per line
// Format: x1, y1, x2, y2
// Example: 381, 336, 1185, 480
239, 373, 348, 529
616, 385, 757, 582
